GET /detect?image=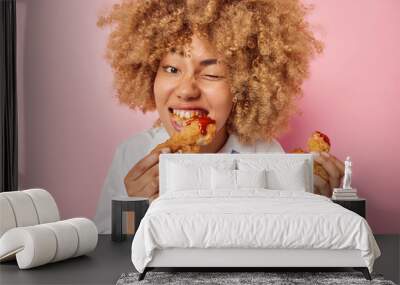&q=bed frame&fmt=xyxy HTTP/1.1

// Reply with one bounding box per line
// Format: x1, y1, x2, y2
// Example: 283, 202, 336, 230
138, 154, 372, 281
139, 248, 371, 280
